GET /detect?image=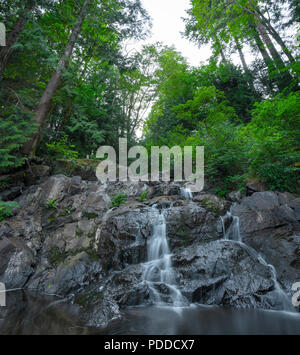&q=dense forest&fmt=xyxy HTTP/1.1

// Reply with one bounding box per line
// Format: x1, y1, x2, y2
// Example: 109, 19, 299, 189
0, 0, 299, 209
1, 1, 300, 335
